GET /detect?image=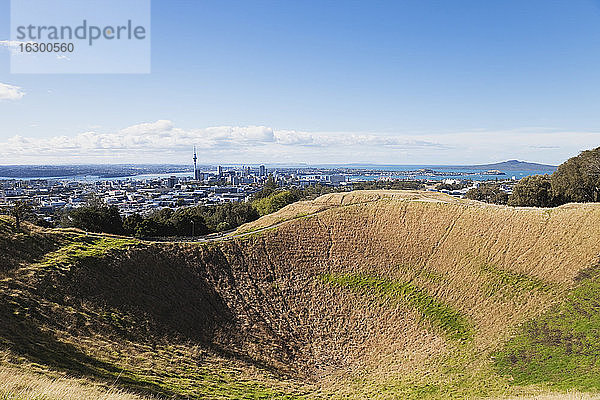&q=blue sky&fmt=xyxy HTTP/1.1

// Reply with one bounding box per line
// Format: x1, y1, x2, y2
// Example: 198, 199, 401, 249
1, 0, 600, 165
